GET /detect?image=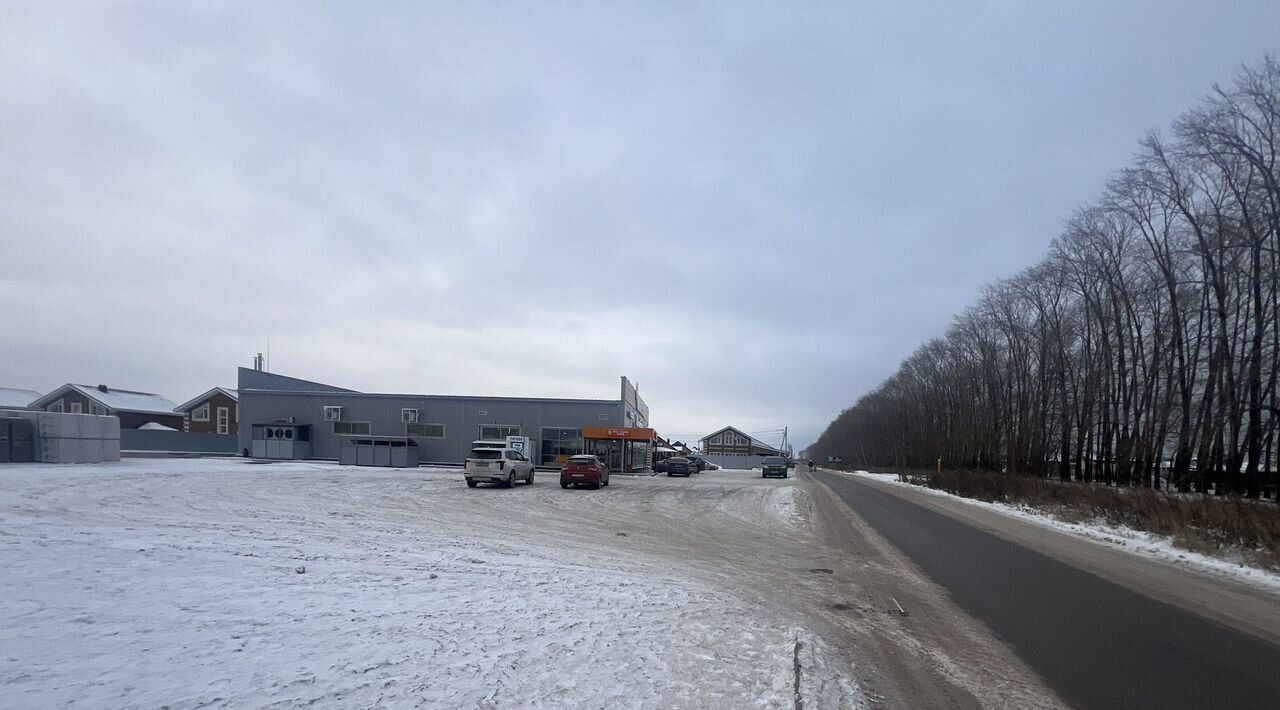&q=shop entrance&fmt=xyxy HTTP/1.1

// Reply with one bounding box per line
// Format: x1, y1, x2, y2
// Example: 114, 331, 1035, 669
588, 438, 625, 472
582, 427, 655, 473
